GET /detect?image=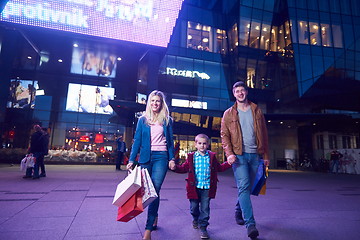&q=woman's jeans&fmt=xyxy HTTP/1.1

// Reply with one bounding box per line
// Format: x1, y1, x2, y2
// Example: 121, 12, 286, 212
140, 151, 168, 231
190, 188, 210, 229
232, 153, 260, 228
